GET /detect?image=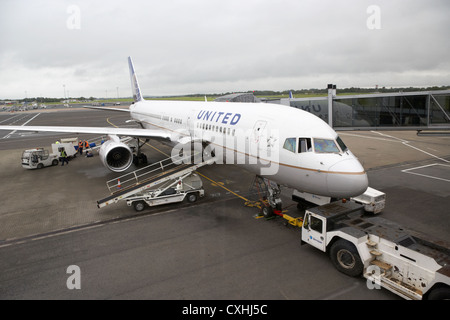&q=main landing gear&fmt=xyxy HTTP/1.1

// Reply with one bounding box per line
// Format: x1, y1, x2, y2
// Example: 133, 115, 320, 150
132, 137, 149, 166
